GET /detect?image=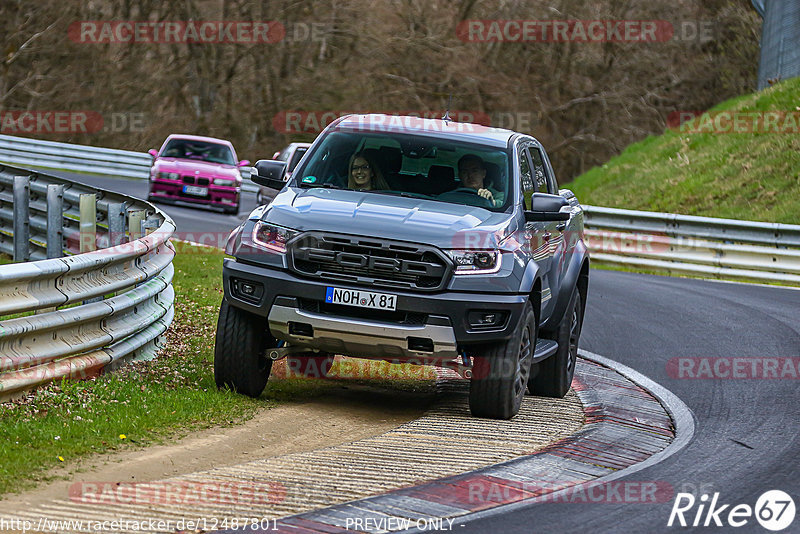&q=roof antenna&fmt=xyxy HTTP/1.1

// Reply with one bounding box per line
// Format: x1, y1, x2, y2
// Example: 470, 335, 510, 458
442, 94, 453, 122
